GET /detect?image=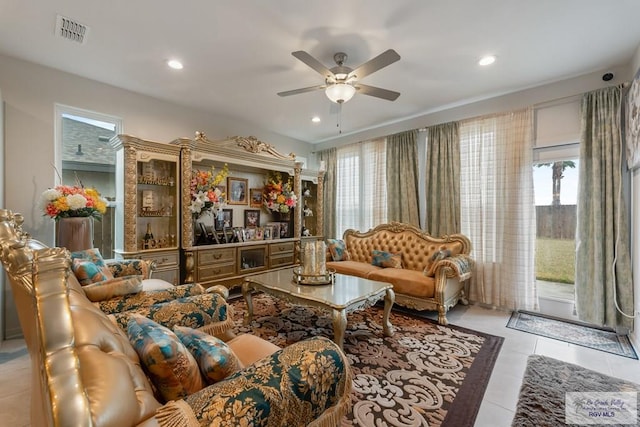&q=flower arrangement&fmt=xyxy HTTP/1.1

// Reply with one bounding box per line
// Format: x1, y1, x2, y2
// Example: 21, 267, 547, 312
42, 185, 108, 221
189, 164, 229, 216
263, 171, 297, 214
